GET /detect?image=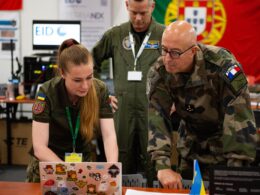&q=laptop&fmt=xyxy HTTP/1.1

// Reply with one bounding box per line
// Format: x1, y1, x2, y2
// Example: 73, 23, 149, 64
39, 162, 122, 195
209, 166, 260, 195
